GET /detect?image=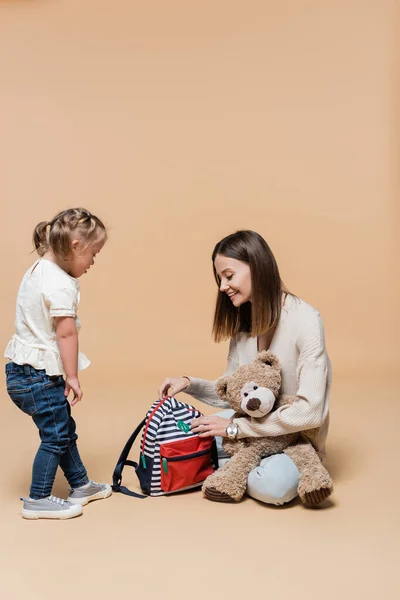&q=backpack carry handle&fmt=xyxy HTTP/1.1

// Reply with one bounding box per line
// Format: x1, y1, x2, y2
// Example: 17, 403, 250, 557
140, 396, 204, 455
